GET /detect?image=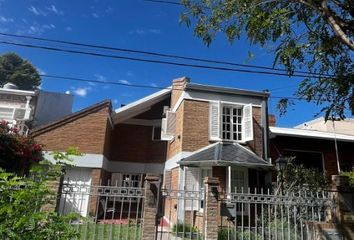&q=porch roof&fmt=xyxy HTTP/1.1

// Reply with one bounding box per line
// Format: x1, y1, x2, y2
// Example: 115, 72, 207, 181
178, 142, 272, 169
